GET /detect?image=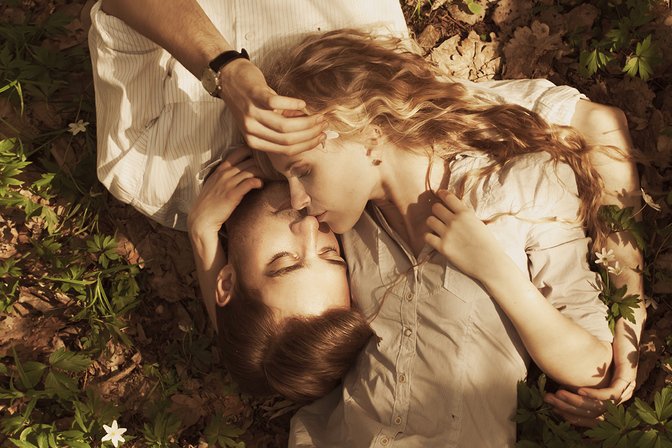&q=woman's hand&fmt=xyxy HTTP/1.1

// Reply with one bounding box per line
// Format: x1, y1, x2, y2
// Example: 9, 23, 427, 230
187, 146, 263, 236
544, 326, 638, 427
219, 59, 328, 155
424, 189, 508, 280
